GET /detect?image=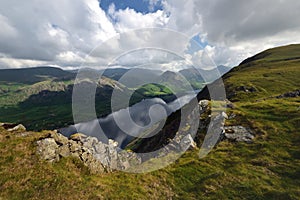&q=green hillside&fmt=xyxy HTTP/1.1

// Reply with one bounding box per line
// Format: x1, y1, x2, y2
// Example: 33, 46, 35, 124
0, 45, 300, 199
0, 67, 175, 130
223, 44, 300, 102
